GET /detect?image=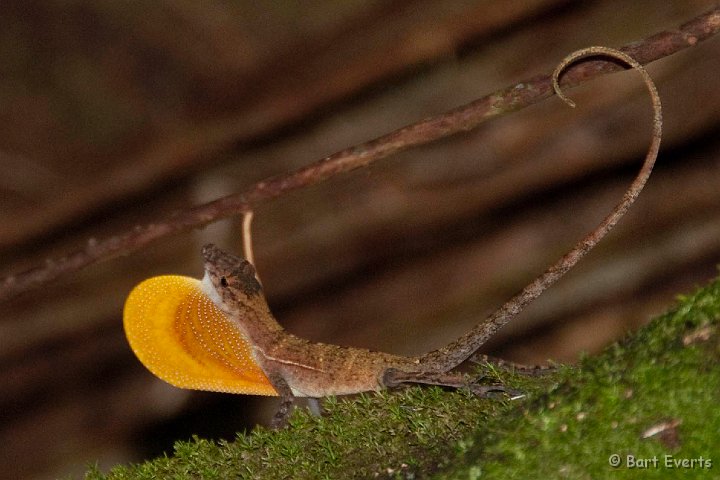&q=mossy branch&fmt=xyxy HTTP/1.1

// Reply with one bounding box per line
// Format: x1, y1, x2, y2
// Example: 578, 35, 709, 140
88, 274, 720, 479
